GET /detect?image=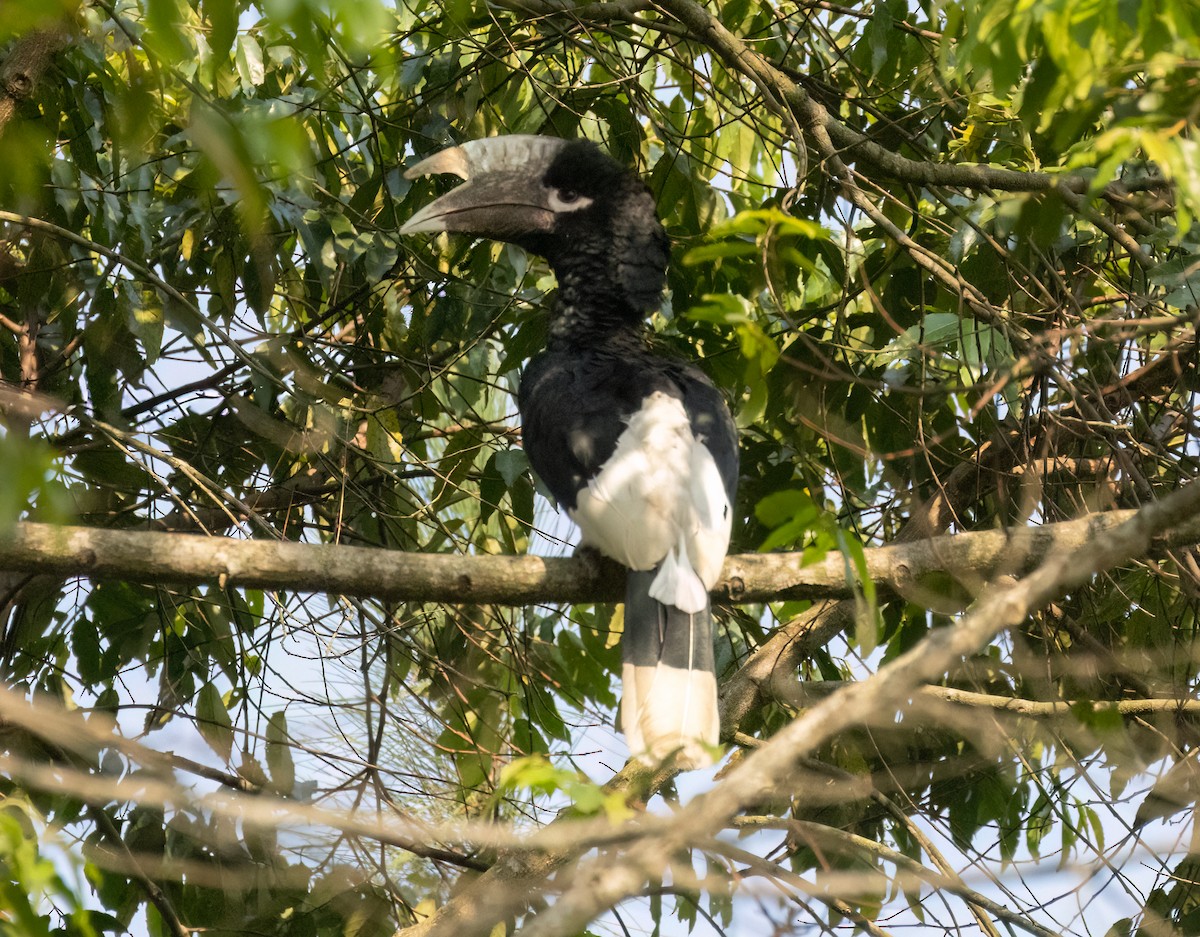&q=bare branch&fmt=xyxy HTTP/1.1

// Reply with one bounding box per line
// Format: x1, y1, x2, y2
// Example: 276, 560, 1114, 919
3, 508, 1199, 606
0, 685, 659, 861
792, 682, 1200, 718
732, 818, 1055, 937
